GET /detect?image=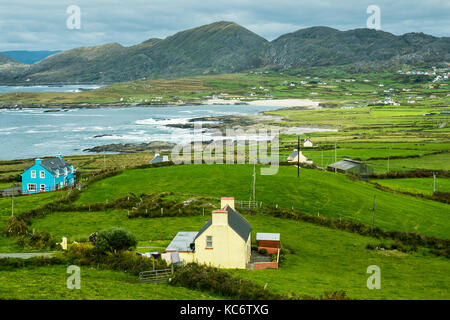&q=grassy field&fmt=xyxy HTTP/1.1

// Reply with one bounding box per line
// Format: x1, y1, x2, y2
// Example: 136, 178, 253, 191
0, 264, 221, 300
28, 209, 450, 299
74, 165, 450, 238
373, 177, 450, 196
